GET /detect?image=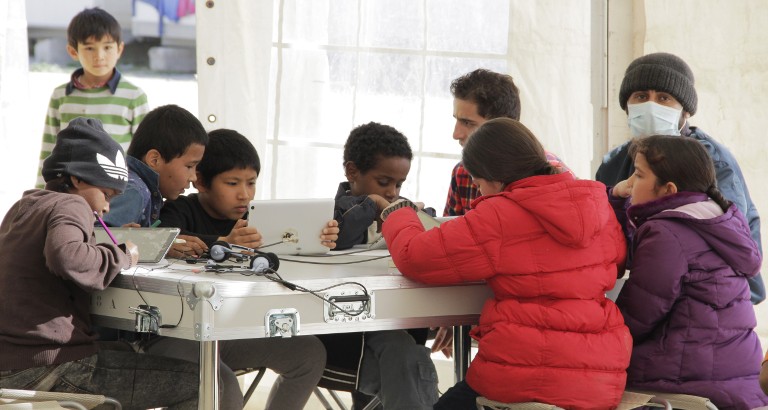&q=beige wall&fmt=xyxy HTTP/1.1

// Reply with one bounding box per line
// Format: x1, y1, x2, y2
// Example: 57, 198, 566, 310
606, 0, 768, 335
